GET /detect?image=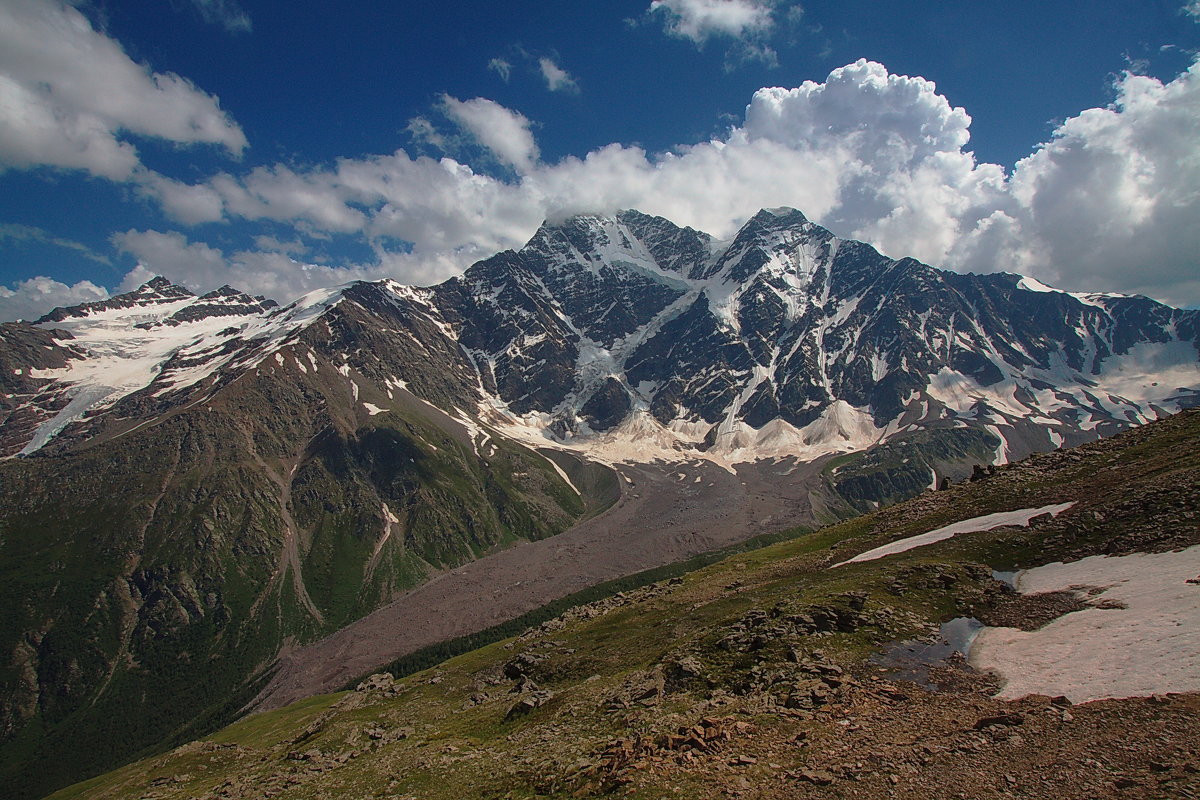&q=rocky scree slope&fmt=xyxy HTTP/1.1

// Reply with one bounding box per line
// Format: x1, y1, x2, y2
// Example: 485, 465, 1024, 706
47, 408, 1200, 800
